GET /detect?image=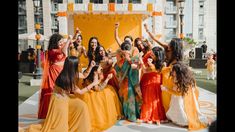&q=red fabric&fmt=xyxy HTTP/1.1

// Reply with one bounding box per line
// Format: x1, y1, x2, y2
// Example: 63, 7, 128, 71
48, 49, 66, 63
142, 51, 152, 67
103, 68, 119, 93
38, 50, 65, 119
140, 72, 166, 122
38, 89, 53, 119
